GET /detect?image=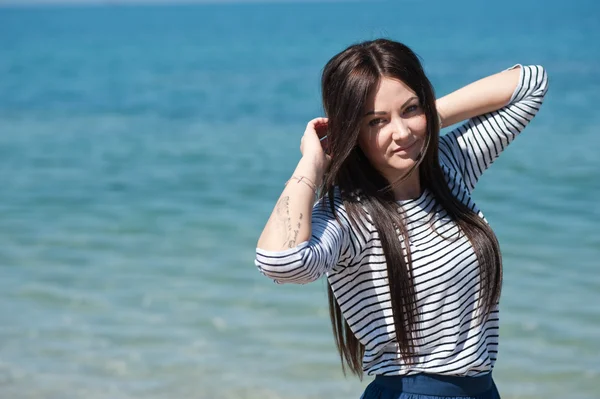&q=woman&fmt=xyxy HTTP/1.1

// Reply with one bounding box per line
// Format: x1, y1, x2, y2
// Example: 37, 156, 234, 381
255, 39, 548, 399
